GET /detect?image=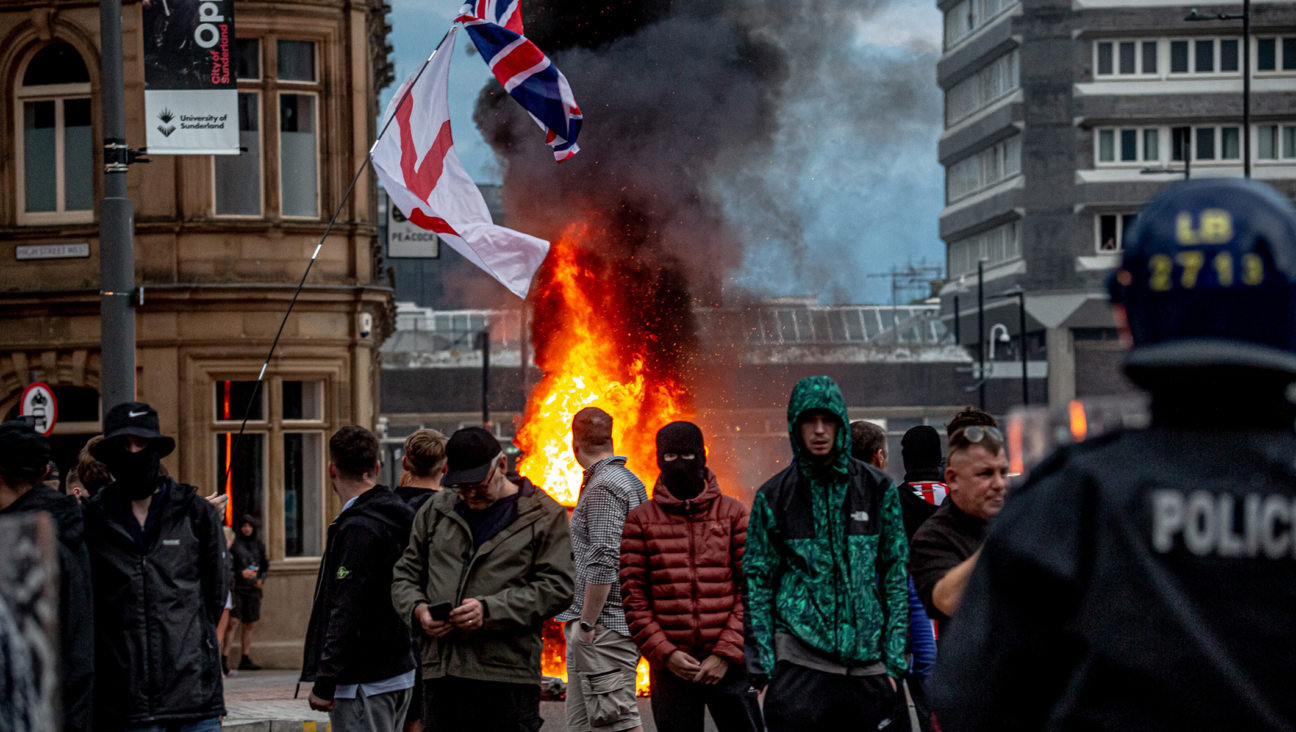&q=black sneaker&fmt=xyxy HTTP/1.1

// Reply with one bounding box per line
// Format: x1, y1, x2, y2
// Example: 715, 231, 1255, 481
238, 655, 261, 671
